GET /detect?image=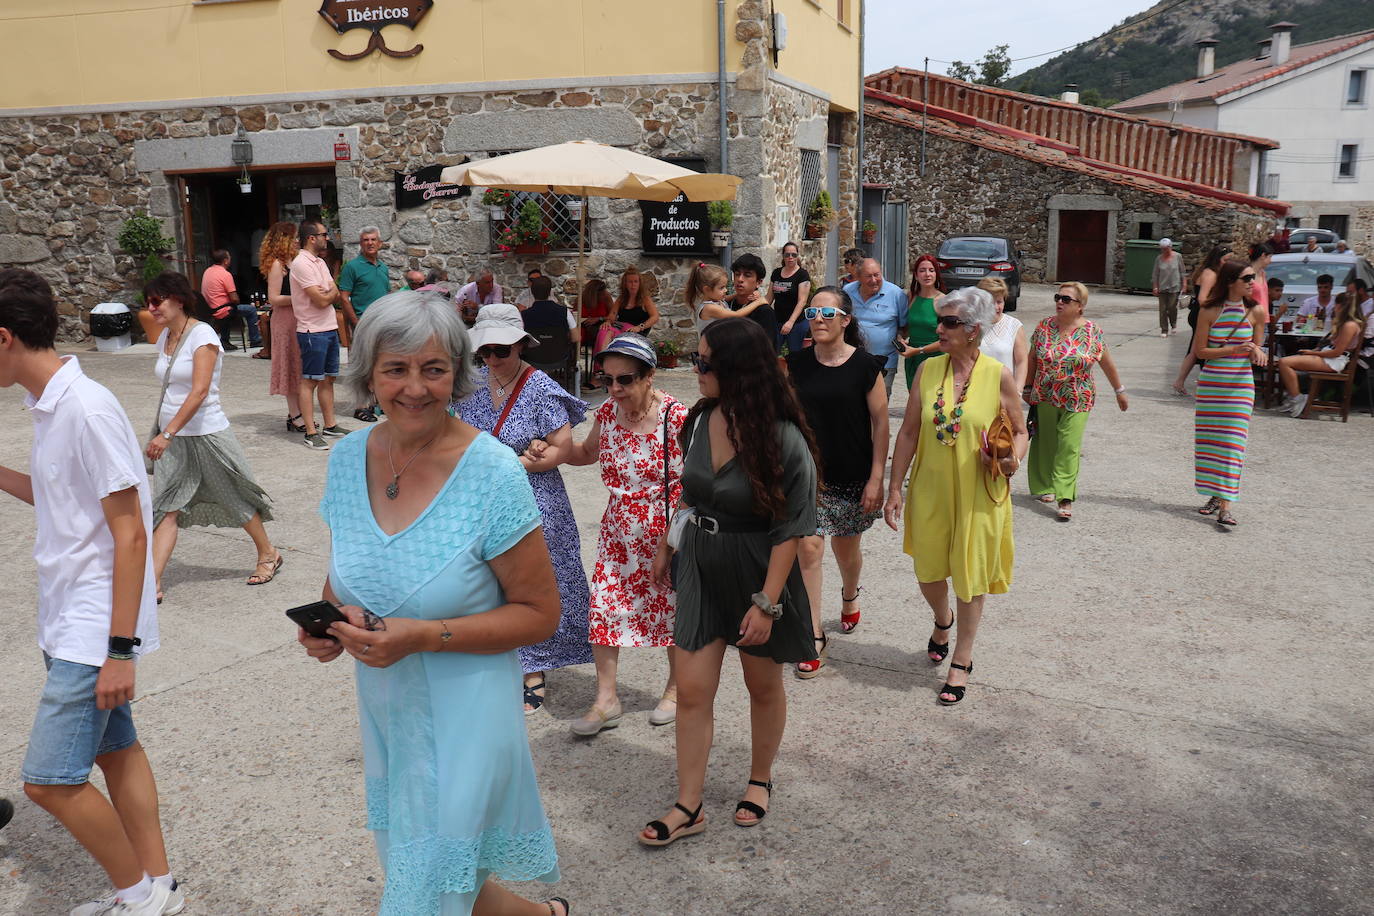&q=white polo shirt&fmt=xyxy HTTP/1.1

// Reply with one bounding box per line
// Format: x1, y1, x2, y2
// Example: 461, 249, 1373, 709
26, 357, 158, 666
